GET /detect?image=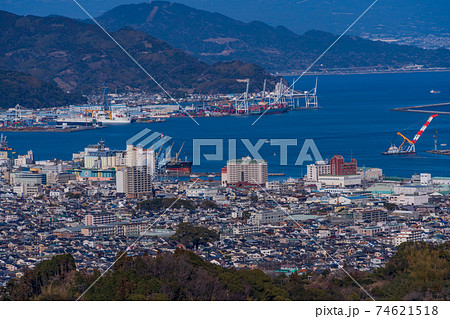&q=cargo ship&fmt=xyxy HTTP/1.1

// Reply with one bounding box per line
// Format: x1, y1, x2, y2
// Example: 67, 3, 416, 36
95, 111, 132, 125
163, 142, 192, 173
56, 114, 95, 126
164, 160, 193, 173
56, 110, 131, 125
249, 103, 289, 115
